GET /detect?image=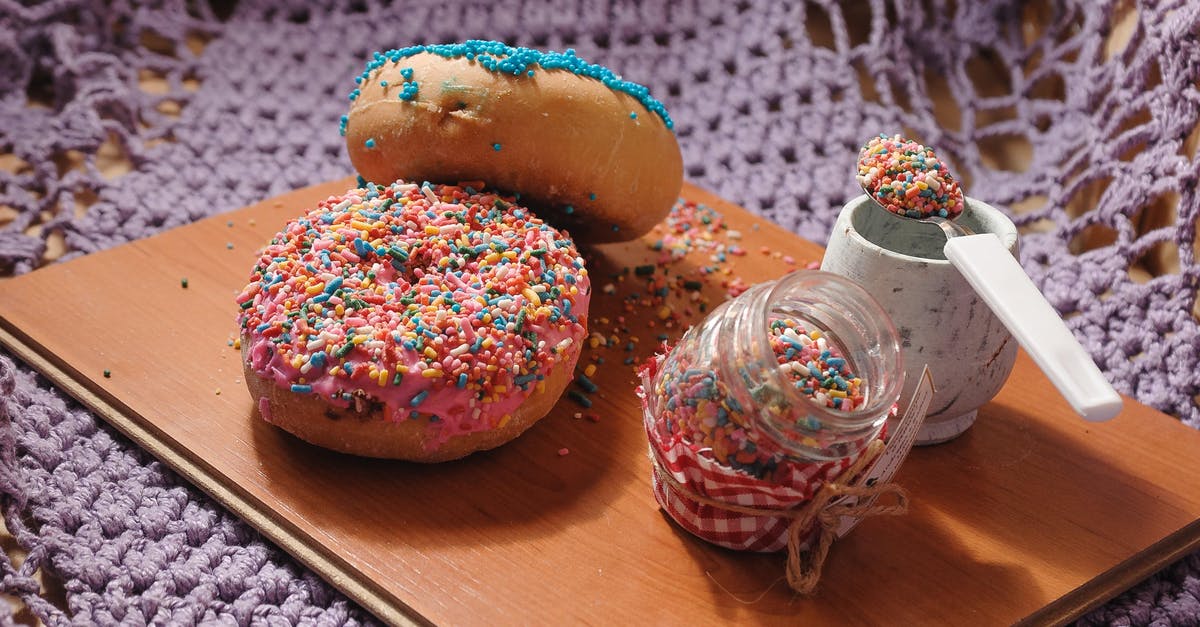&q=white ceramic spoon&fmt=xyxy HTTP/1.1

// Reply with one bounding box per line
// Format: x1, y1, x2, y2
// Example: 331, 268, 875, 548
869, 202, 1123, 422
